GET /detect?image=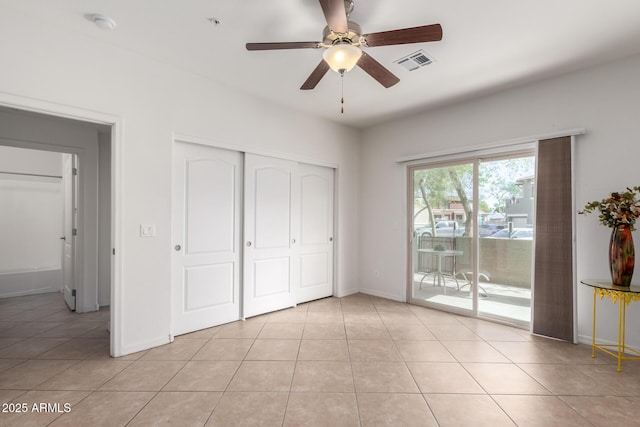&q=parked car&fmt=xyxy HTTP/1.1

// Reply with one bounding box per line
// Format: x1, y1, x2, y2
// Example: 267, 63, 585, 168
488, 229, 510, 238
478, 223, 504, 237
512, 228, 533, 239
488, 228, 533, 239
415, 220, 465, 237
